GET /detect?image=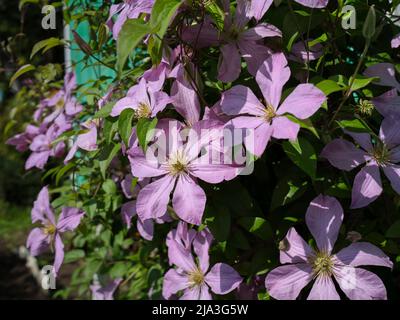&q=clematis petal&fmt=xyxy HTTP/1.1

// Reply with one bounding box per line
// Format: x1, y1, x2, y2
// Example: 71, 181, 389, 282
265, 264, 314, 300
280, 227, 315, 264
382, 164, 400, 194
128, 147, 168, 178
351, 162, 383, 209
334, 242, 393, 268
168, 238, 197, 272
172, 174, 206, 226
305, 195, 344, 254
57, 207, 85, 233
220, 85, 265, 117
379, 116, 400, 148
218, 43, 242, 83
26, 228, 50, 256
256, 52, 290, 109
136, 175, 175, 221
307, 276, 340, 300
193, 229, 213, 273
110, 97, 138, 117
238, 41, 271, 77
321, 139, 368, 171
334, 266, 388, 300
162, 269, 189, 299
121, 200, 137, 229
271, 116, 300, 140
249, 1, 273, 21
276, 84, 326, 119
245, 122, 273, 157
53, 233, 65, 275
364, 63, 400, 91
205, 263, 242, 295
31, 186, 55, 225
